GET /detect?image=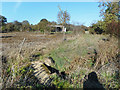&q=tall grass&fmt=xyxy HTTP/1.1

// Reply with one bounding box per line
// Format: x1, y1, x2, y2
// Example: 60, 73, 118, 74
48, 34, 119, 88
1, 32, 119, 88
49, 34, 104, 70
